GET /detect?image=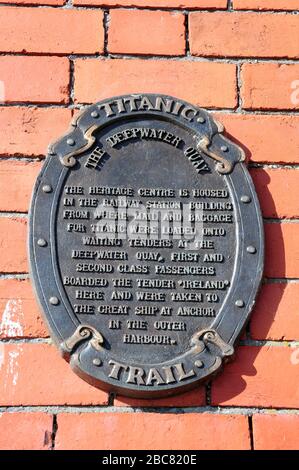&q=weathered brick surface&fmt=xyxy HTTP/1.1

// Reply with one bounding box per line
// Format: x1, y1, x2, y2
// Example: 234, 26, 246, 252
1, 0, 65, 4
253, 414, 299, 450
0, 343, 108, 406
0, 160, 42, 212
74, 59, 237, 108
114, 387, 205, 408
250, 169, 299, 219
0, 413, 53, 450
0, 218, 28, 273
212, 346, 299, 408
189, 12, 299, 58
56, 413, 251, 450
74, 0, 227, 7
234, 0, 299, 10
242, 63, 299, 110
0, 56, 69, 104
218, 114, 299, 164
0, 7, 104, 54
265, 223, 299, 278
251, 283, 299, 341
0, 107, 72, 157
0, 279, 48, 338
109, 10, 185, 56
